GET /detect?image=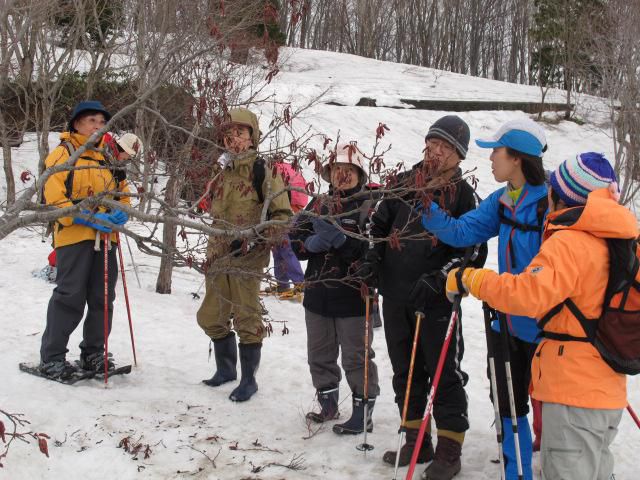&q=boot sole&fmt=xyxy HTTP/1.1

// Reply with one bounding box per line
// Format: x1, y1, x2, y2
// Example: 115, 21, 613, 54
306, 412, 340, 424
202, 376, 236, 387
332, 426, 373, 435
382, 452, 429, 466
